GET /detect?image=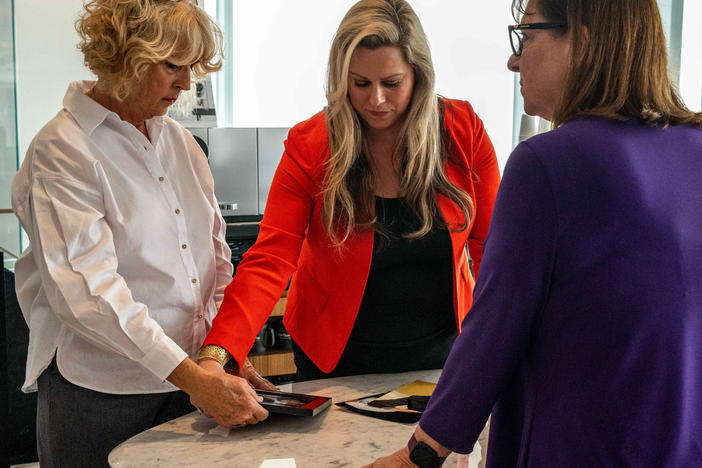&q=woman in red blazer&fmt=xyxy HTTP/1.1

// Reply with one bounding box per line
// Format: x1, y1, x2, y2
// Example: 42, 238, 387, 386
195, 0, 500, 420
